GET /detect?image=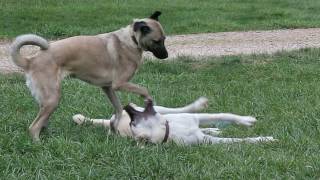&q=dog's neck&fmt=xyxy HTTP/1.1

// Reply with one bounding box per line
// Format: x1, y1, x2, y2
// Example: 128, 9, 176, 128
97, 25, 143, 65
114, 25, 142, 51
131, 36, 139, 46
153, 119, 170, 144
